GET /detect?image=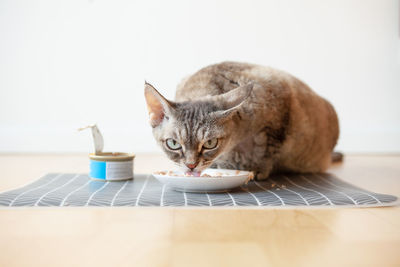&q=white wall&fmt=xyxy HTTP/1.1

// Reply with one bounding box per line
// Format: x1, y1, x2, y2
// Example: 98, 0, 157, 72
0, 0, 399, 154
